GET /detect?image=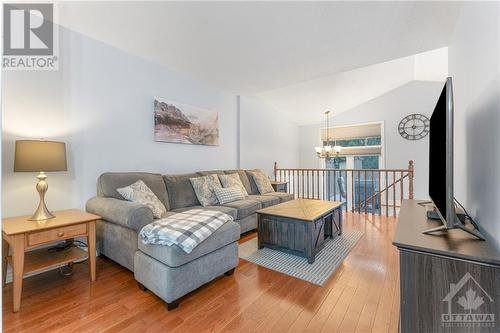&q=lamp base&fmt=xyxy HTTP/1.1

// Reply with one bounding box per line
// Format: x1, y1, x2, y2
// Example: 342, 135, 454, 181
28, 172, 56, 221
29, 202, 55, 221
